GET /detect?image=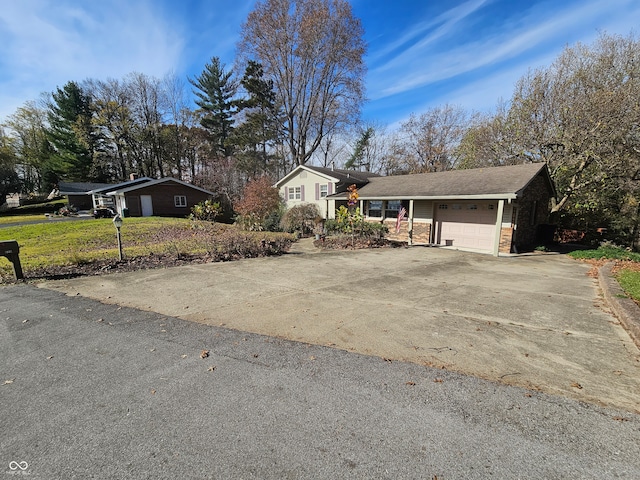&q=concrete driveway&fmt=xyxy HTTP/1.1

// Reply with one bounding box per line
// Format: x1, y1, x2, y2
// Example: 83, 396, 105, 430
39, 245, 640, 412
